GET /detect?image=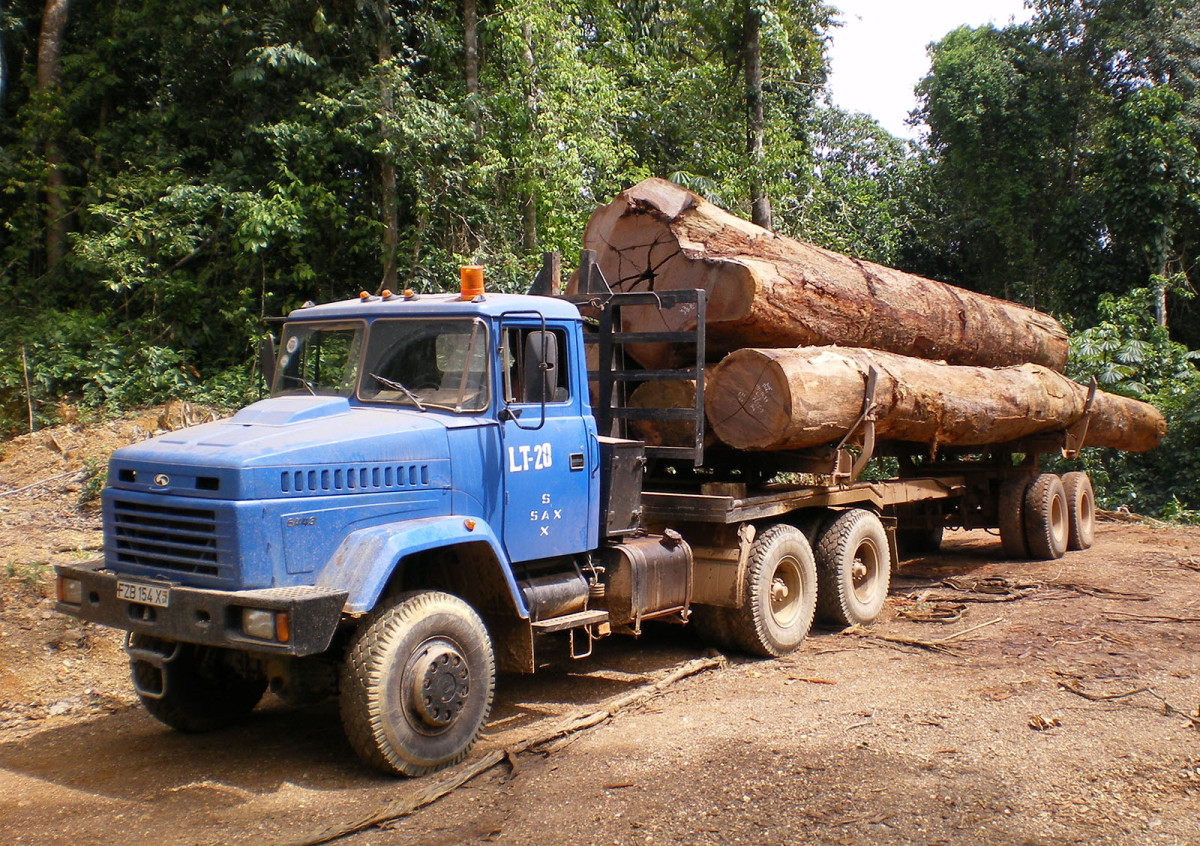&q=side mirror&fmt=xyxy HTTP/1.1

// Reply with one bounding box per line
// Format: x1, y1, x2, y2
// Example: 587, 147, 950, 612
258, 335, 277, 388
523, 330, 558, 404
